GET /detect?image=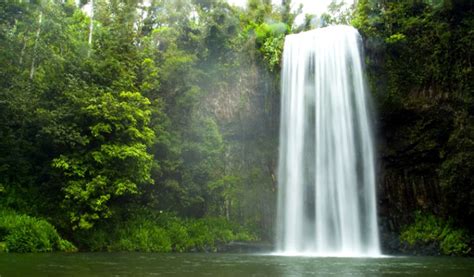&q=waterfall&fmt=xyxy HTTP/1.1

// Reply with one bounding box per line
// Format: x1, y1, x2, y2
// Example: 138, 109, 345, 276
276, 25, 380, 257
